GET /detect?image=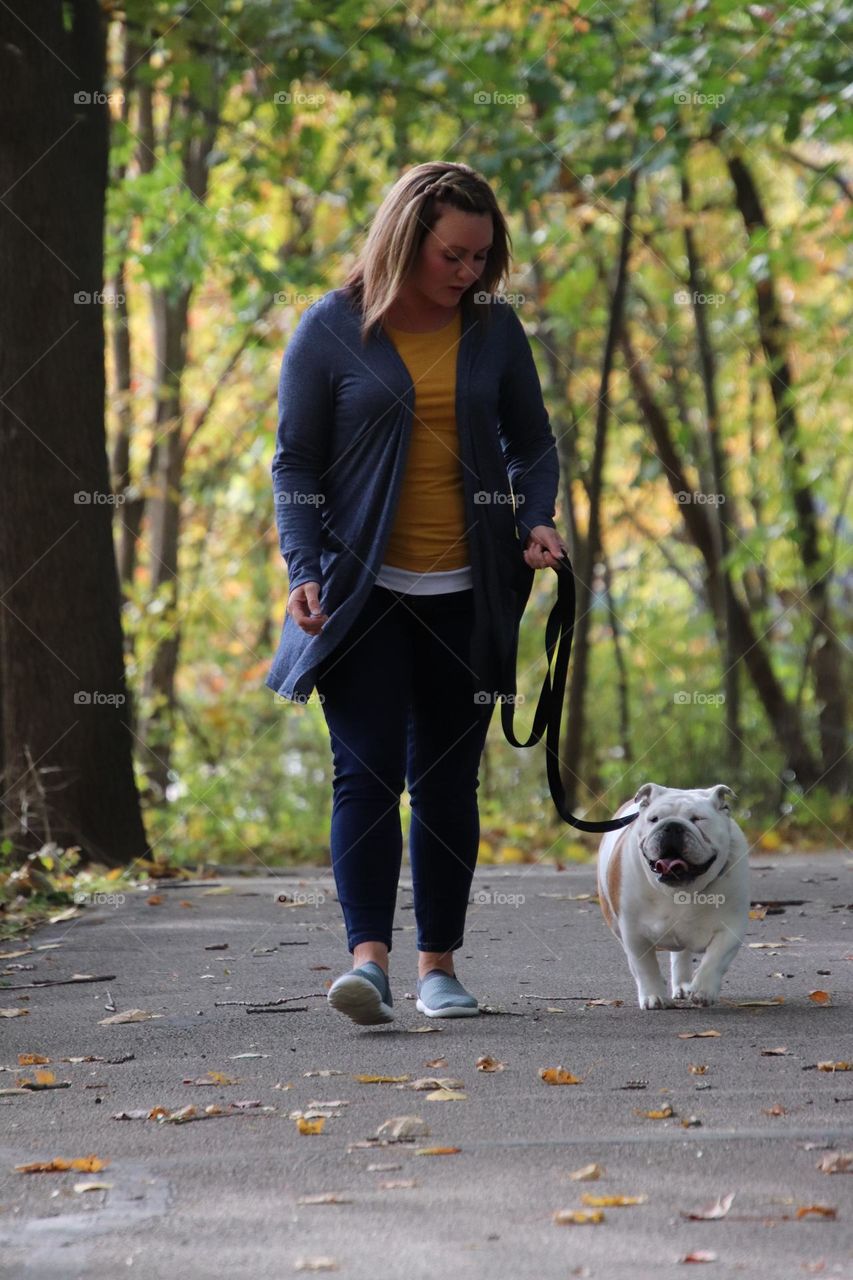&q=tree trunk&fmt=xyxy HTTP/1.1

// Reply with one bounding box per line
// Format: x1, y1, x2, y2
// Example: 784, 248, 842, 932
723, 146, 849, 793
0, 0, 148, 865
563, 173, 638, 812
